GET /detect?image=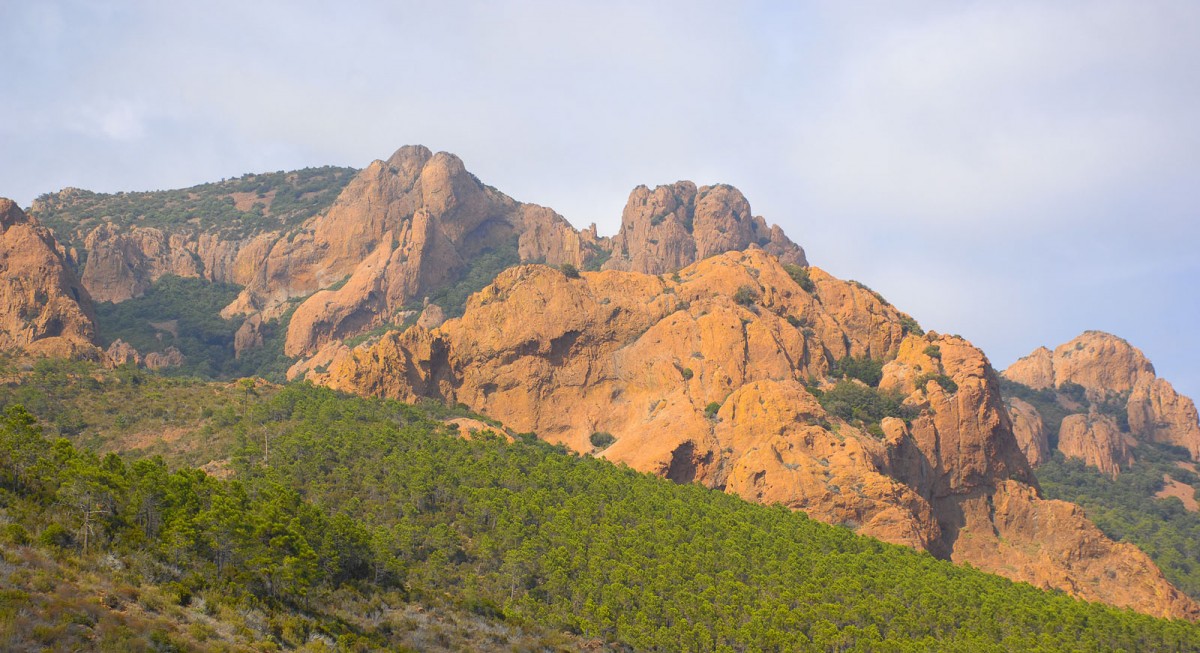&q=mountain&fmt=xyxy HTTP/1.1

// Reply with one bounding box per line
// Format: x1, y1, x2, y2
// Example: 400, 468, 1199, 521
309, 249, 1195, 618
31, 167, 356, 304
29, 147, 804, 373
1003, 331, 1200, 473
1000, 331, 1200, 600
0, 199, 99, 360
5, 146, 1198, 621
